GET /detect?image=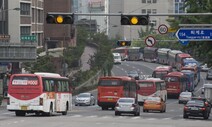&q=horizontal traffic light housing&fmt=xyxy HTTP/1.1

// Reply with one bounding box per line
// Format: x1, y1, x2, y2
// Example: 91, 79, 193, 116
121, 14, 149, 25
117, 40, 131, 46
46, 12, 74, 24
